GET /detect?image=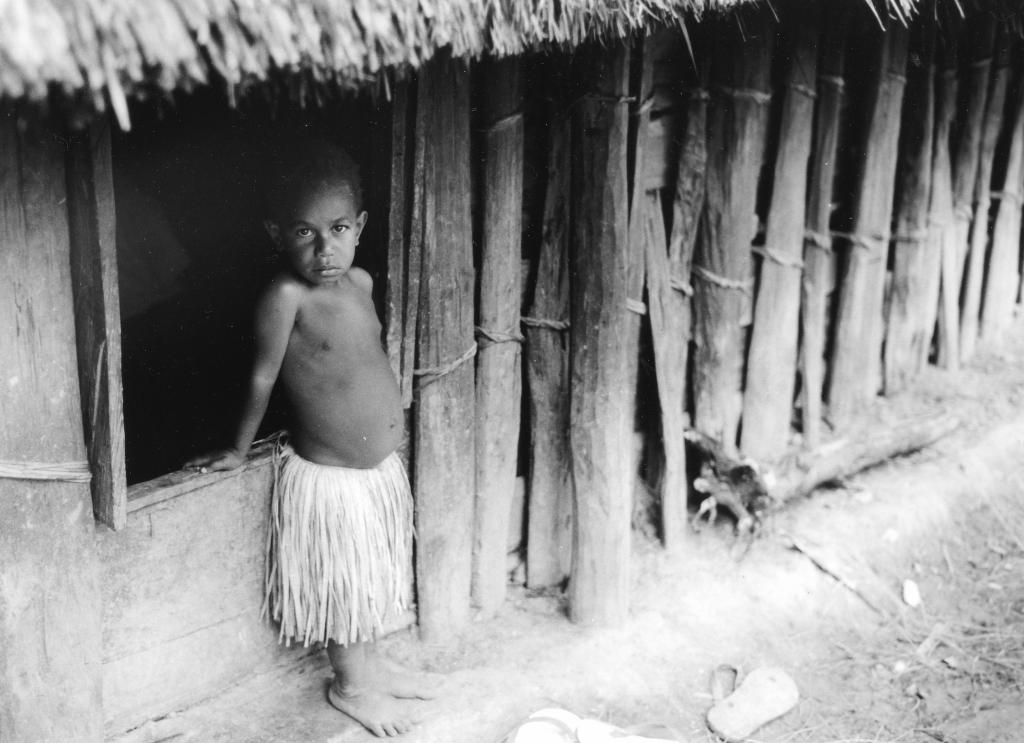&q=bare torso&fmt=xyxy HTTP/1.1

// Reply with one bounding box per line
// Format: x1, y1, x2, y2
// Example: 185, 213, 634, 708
278, 272, 403, 468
